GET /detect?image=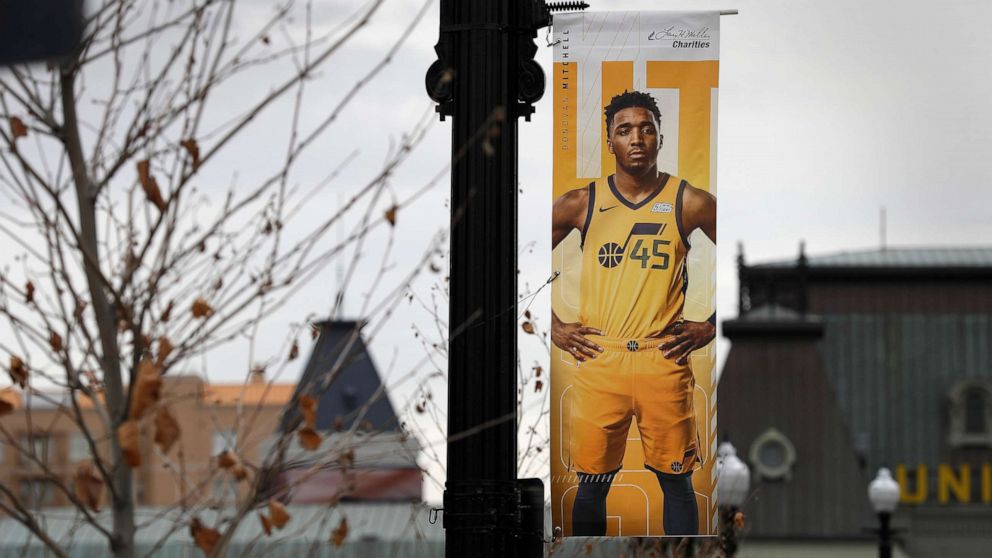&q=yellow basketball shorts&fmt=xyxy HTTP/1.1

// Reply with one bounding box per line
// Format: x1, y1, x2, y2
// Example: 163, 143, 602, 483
569, 335, 700, 476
